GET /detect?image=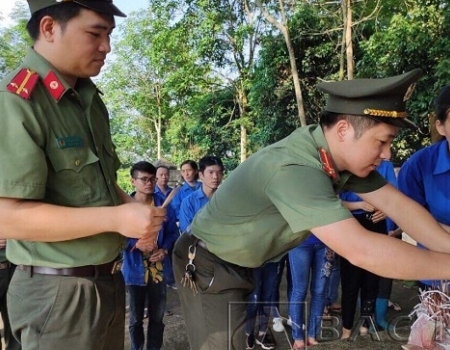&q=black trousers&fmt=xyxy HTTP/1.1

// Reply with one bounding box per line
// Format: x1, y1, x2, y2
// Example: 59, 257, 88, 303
340, 213, 386, 329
